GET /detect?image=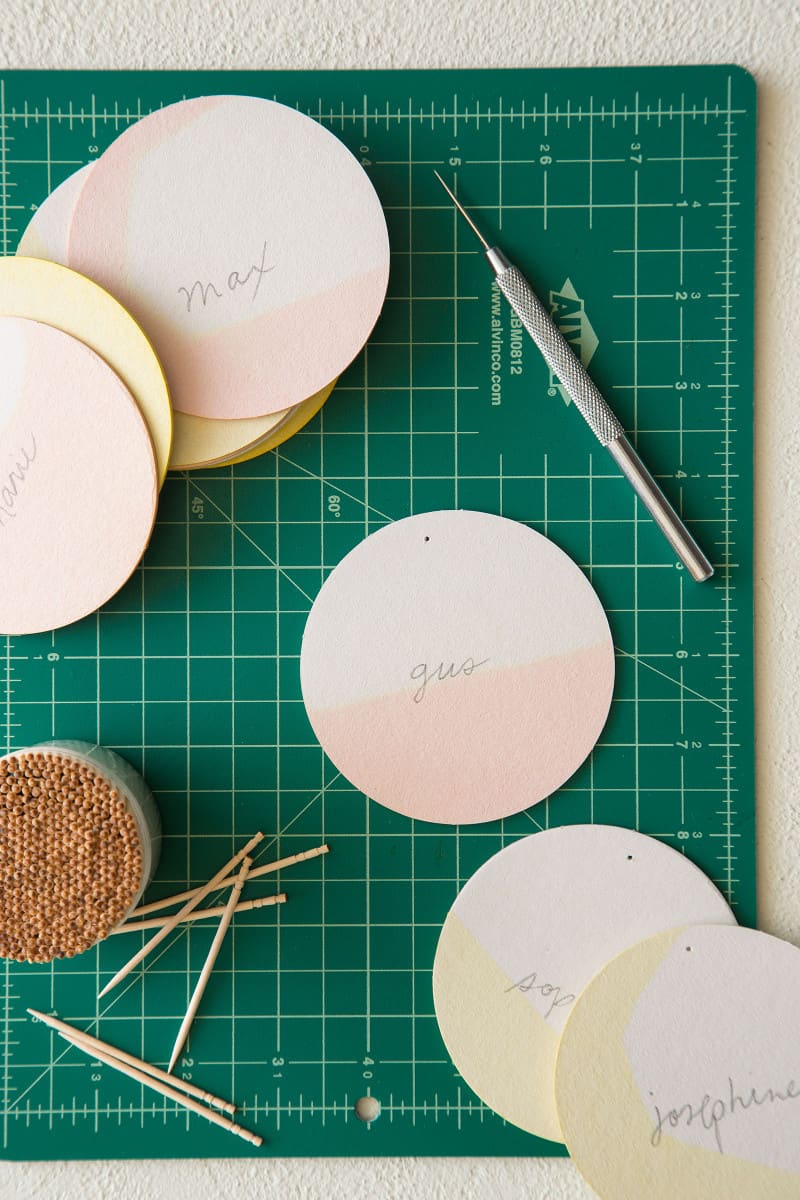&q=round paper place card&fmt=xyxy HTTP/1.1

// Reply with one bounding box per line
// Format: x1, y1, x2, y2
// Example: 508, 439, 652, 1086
300, 510, 615, 825
0, 316, 158, 635
556, 924, 800, 1199
218, 381, 336, 468
432, 826, 736, 1143
170, 405, 294, 471
169, 377, 336, 470
67, 96, 390, 420
16, 163, 92, 263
